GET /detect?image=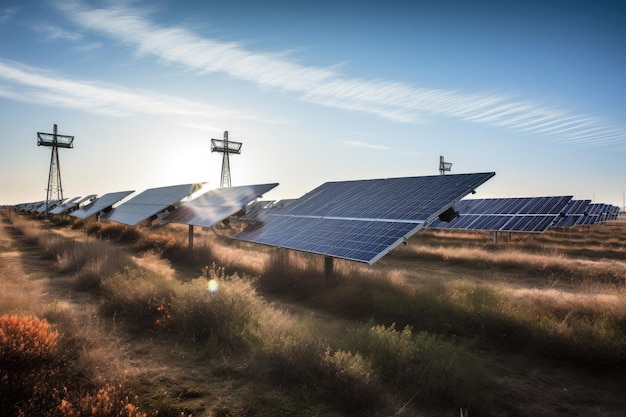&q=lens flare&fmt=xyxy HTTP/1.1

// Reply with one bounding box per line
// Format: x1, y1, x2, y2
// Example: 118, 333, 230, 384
207, 279, 219, 293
